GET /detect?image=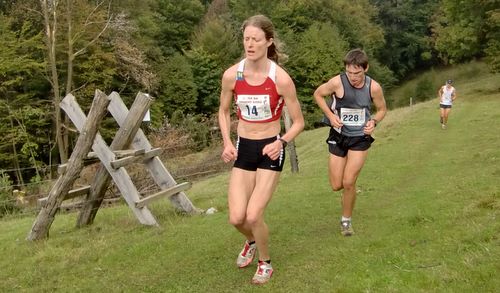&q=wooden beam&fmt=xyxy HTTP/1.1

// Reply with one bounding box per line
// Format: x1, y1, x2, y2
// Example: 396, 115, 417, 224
113, 149, 145, 158
38, 185, 92, 206
27, 90, 111, 241
135, 182, 192, 209
109, 148, 162, 169
75, 92, 157, 227
58, 158, 99, 175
